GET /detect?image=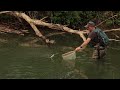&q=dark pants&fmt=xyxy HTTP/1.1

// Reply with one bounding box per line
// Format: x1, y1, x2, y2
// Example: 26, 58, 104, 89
92, 46, 107, 59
